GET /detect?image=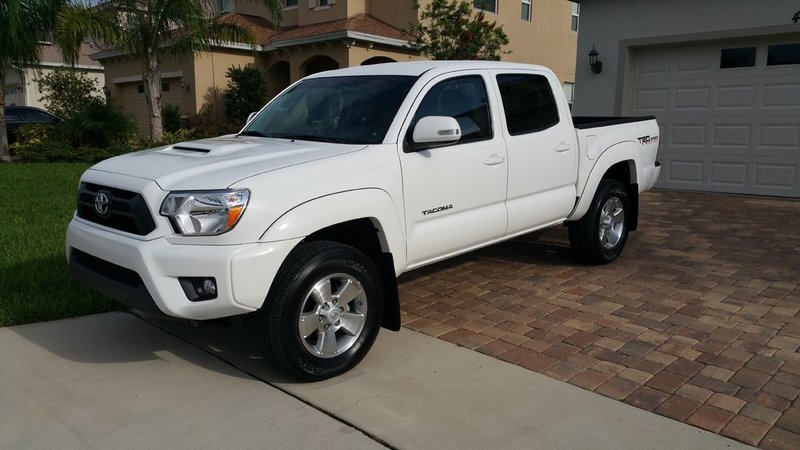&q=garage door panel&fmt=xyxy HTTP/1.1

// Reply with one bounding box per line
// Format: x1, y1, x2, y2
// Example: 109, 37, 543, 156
754, 164, 796, 190
716, 86, 755, 108
674, 87, 711, 110
758, 125, 800, 149
762, 82, 800, 108
632, 36, 800, 197
671, 124, 707, 147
